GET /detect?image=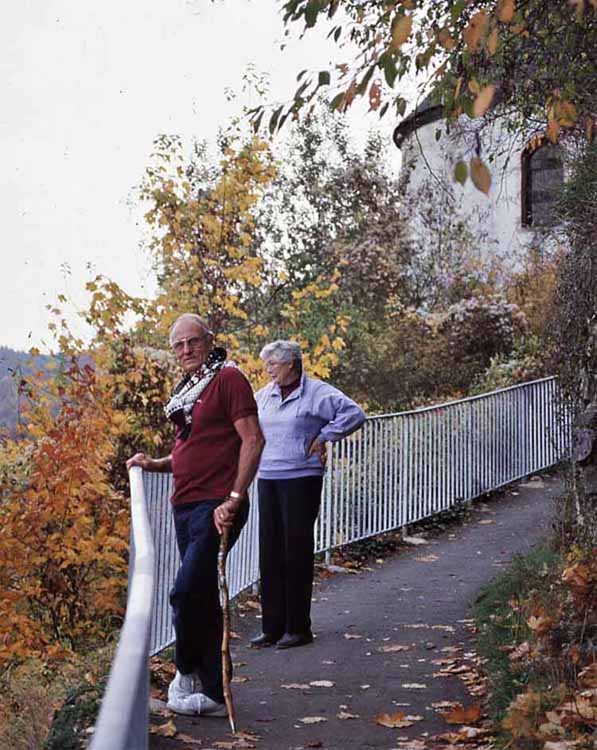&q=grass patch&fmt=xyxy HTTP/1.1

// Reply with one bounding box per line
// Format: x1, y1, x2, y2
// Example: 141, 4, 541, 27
473, 540, 597, 749
473, 543, 561, 723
